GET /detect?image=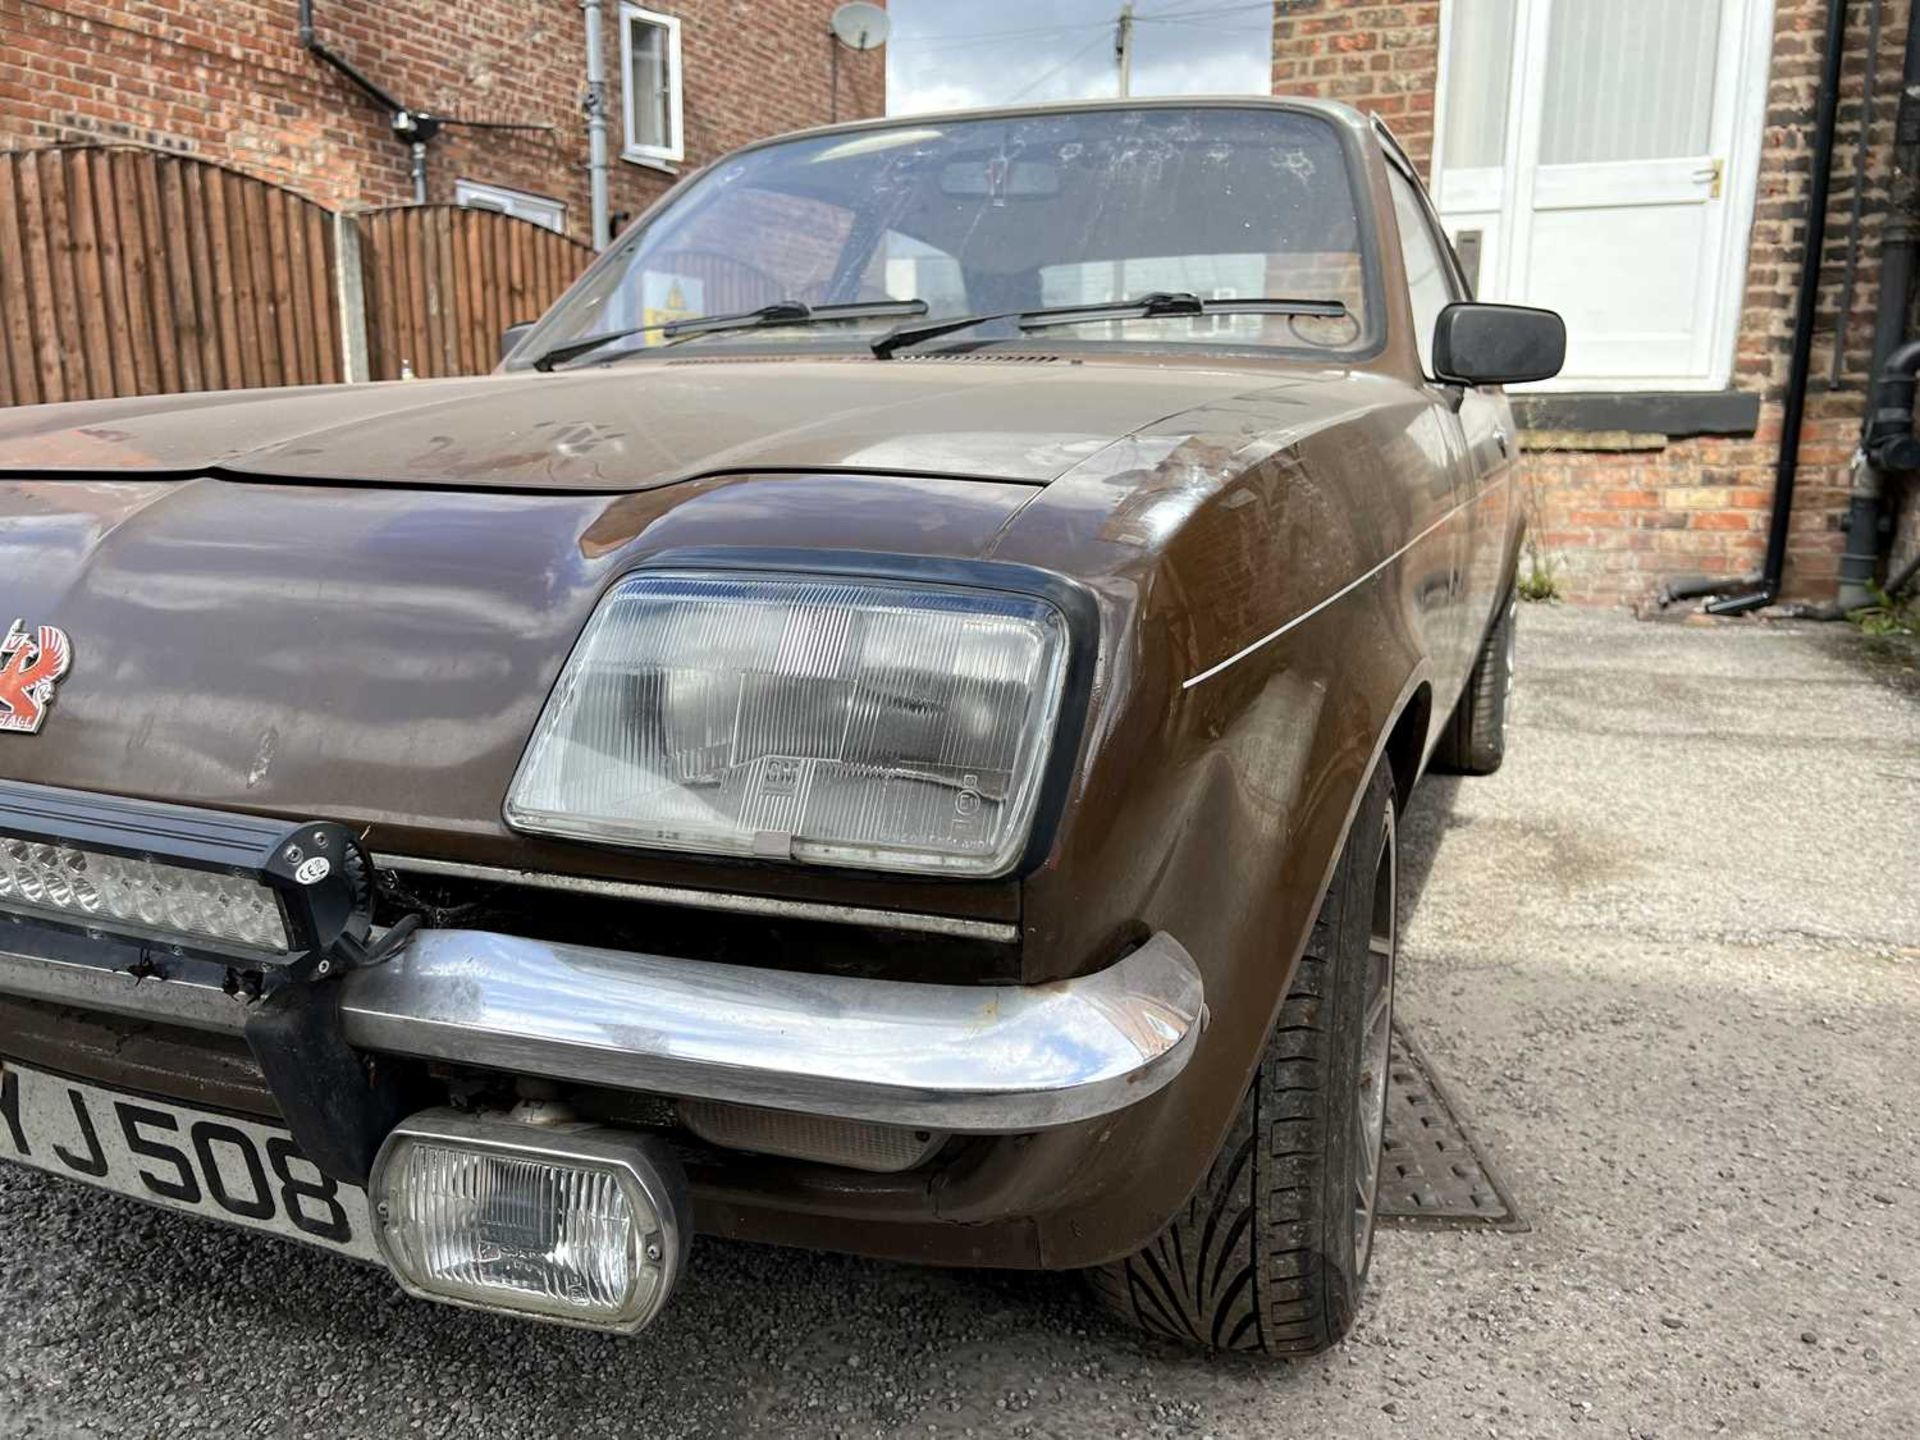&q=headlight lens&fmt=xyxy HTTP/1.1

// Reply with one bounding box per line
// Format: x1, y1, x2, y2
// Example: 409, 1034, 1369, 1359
506, 571, 1072, 876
